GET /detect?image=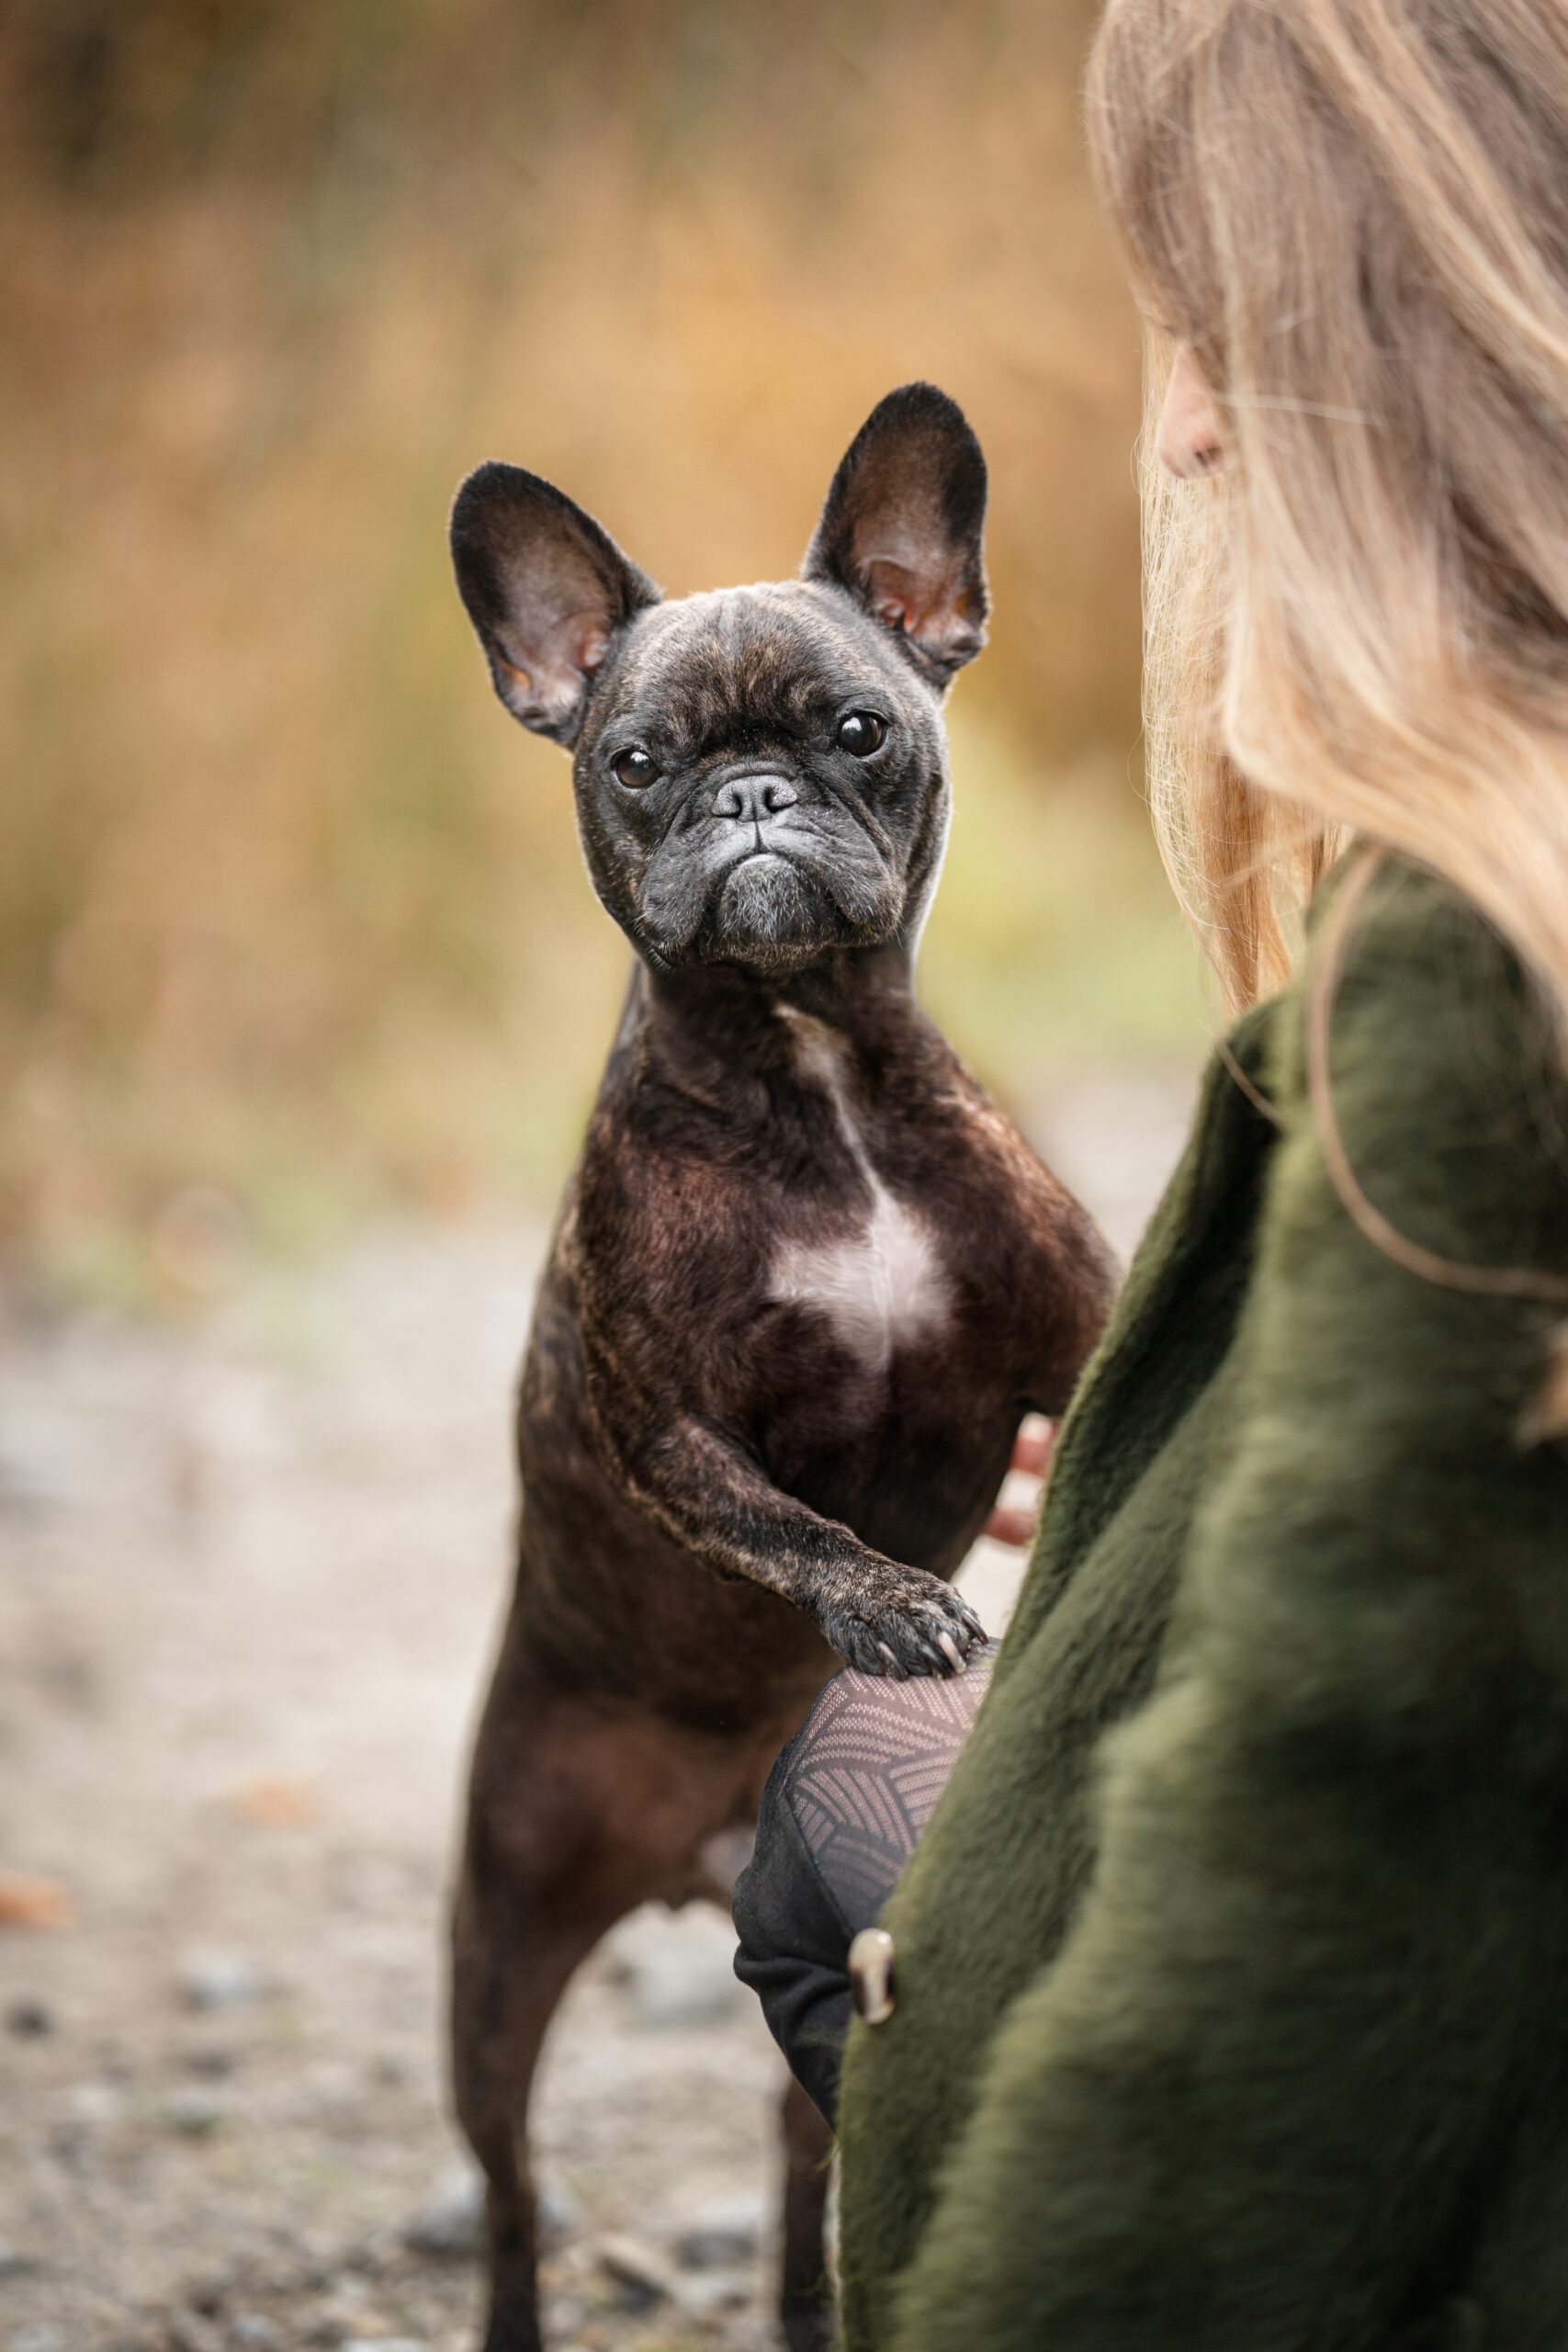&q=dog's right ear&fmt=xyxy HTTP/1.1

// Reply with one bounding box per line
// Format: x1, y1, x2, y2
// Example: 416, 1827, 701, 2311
449, 465, 660, 747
